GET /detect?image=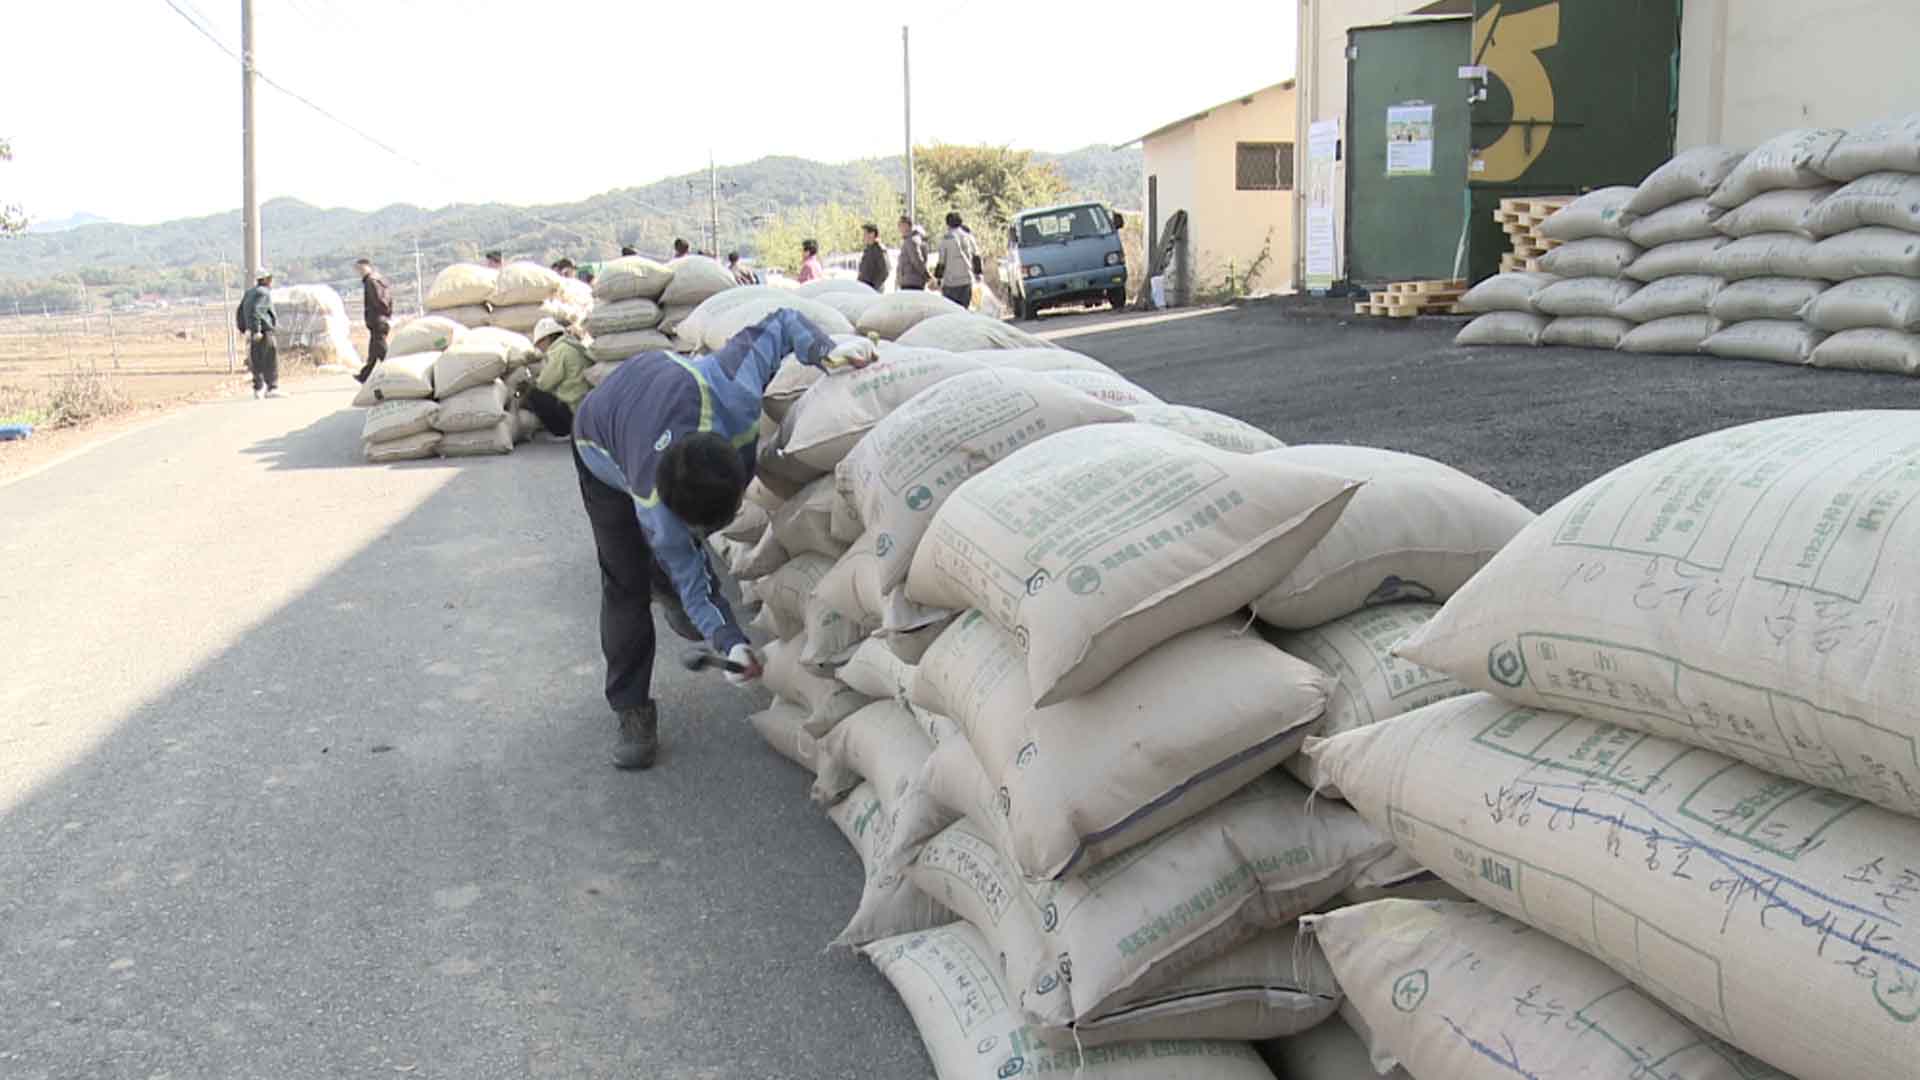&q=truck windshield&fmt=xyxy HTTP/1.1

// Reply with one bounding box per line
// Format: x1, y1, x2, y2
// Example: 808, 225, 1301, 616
1019, 206, 1112, 247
